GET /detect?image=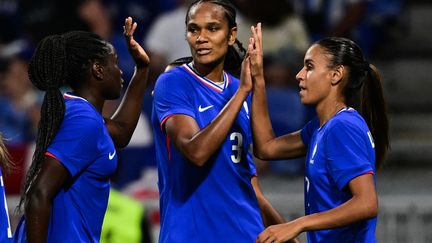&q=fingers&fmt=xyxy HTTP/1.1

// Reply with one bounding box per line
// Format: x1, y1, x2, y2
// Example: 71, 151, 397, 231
123, 16, 137, 40
256, 22, 262, 49
250, 23, 262, 53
